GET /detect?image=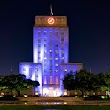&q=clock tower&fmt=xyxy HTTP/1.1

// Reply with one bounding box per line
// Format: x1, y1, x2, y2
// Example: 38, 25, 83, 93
33, 16, 69, 96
